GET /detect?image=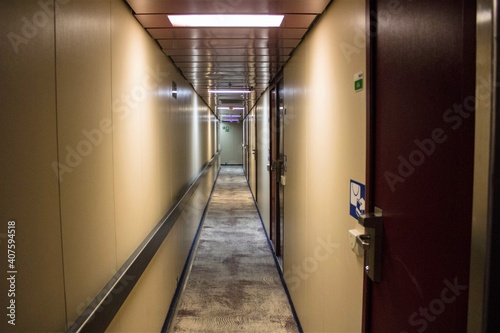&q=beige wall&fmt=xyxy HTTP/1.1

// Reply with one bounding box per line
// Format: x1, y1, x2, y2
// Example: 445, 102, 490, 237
56, 1, 117, 324
468, 0, 493, 331
0, 0, 216, 331
247, 109, 258, 198
0, 1, 66, 331
254, 0, 367, 331
255, 93, 270, 233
